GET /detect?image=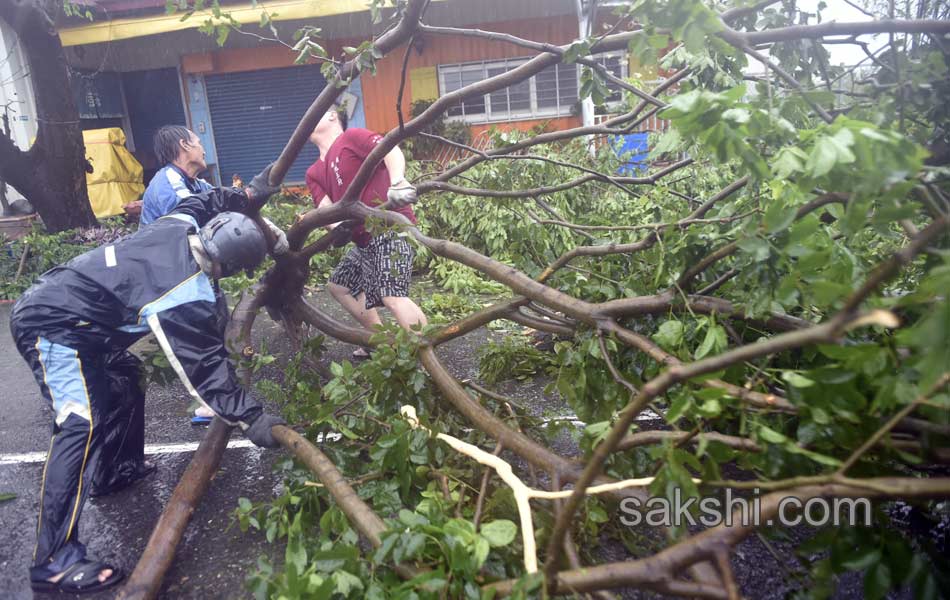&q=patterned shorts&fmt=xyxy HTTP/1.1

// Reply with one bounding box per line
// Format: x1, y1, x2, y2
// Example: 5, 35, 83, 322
329, 232, 415, 309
